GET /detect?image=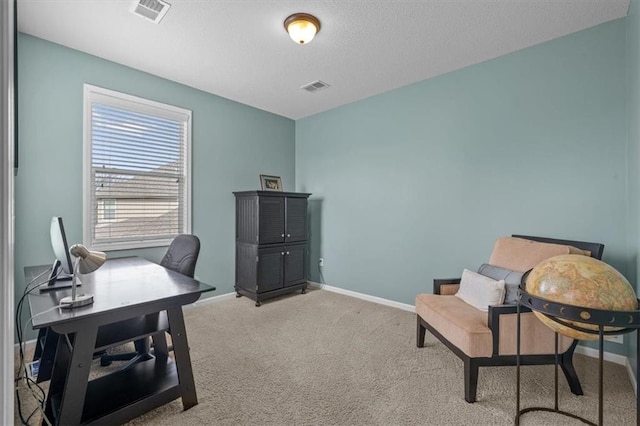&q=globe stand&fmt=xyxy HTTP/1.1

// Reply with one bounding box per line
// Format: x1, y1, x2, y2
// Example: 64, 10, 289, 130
516, 289, 640, 426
